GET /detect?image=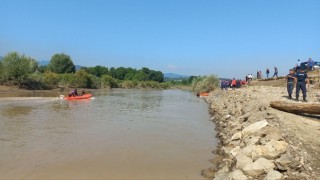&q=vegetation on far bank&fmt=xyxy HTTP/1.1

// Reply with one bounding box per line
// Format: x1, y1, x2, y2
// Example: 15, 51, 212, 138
0, 52, 219, 92
0, 52, 170, 90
